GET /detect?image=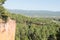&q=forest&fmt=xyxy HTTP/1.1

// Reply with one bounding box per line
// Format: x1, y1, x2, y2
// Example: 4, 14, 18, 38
0, 0, 60, 40
10, 13, 60, 40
